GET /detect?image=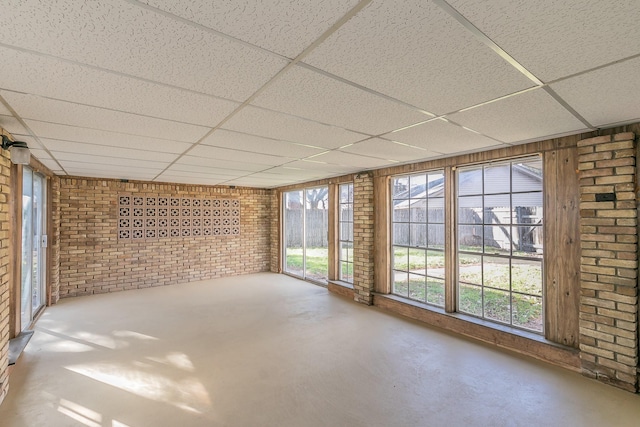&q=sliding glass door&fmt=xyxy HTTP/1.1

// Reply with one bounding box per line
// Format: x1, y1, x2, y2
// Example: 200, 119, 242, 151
21, 167, 47, 330
283, 187, 328, 283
